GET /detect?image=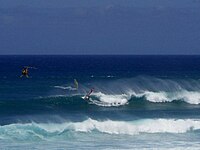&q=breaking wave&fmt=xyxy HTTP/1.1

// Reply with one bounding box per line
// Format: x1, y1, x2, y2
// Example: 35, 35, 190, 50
88, 90, 200, 106
130, 90, 200, 104
72, 118, 200, 135
0, 118, 200, 141
2, 90, 199, 116
52, 76, 200, 106
89, 92, 130, 106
